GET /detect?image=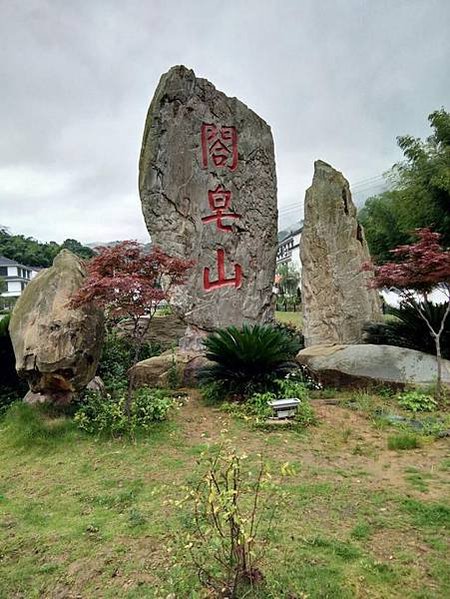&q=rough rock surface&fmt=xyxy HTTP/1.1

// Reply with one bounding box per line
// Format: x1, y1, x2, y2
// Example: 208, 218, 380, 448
130, 350, 211, 389
9, 250, 104, 401
300, 160, 382, 346
296, 344, 450, 388
139, 65, 278, 350
120, 313, 186, 350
